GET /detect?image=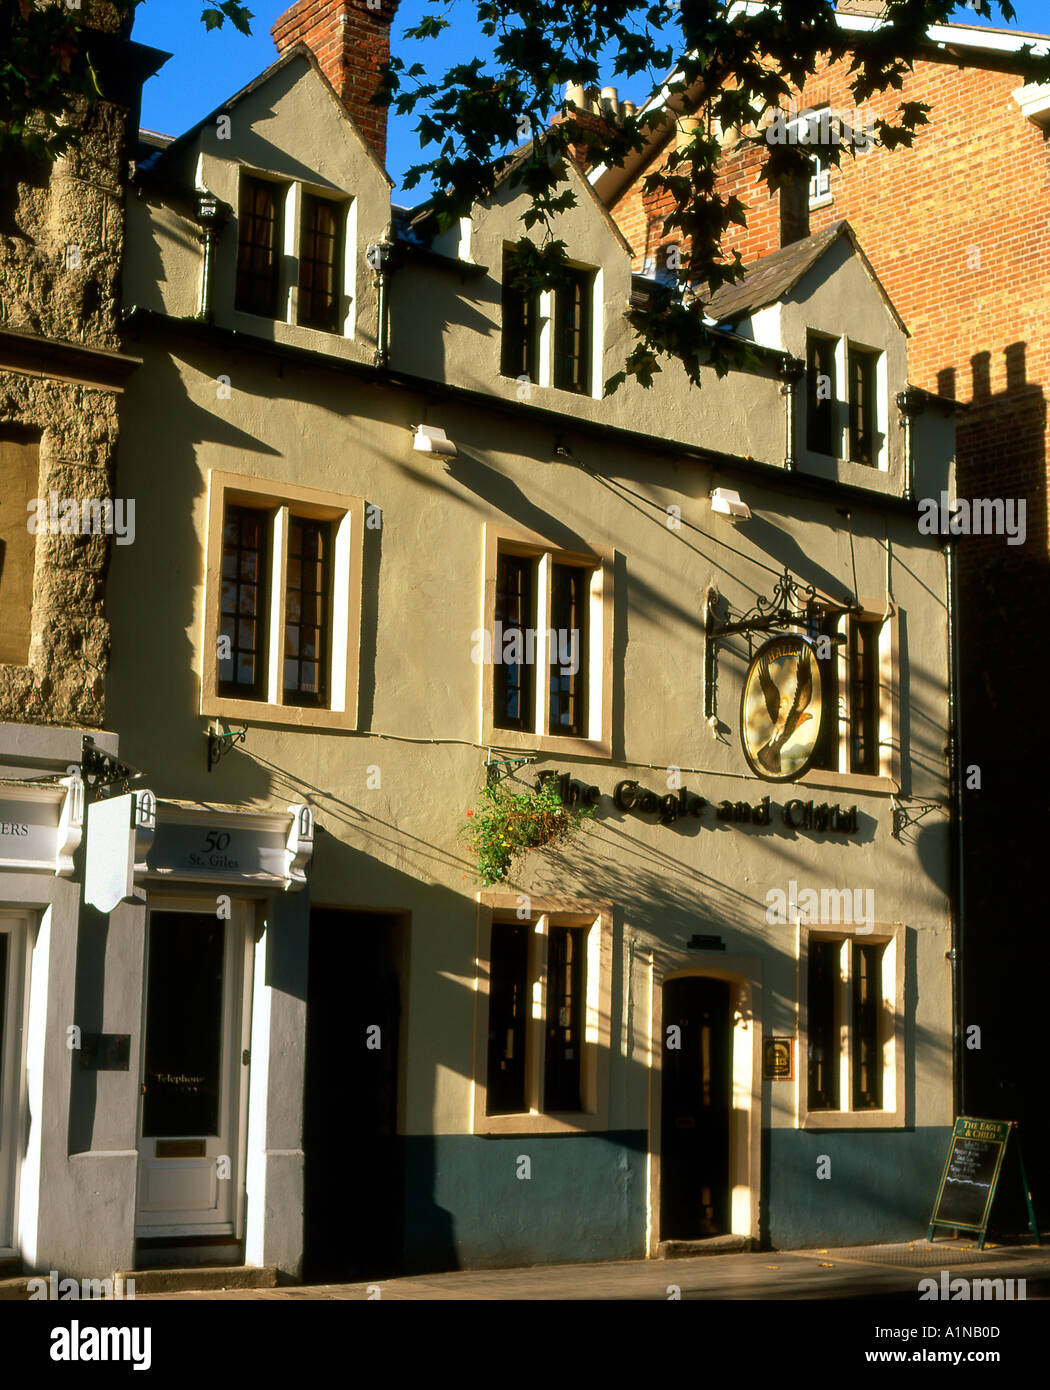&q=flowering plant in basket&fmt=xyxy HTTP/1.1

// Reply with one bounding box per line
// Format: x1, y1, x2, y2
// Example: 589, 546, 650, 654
462, 776, 594, 886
